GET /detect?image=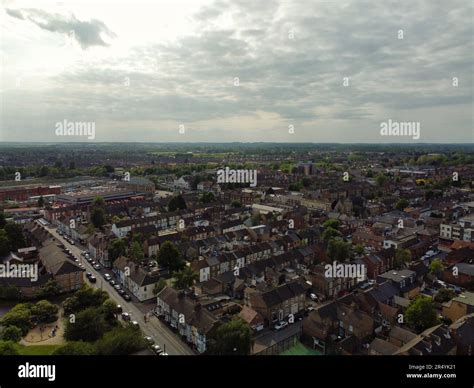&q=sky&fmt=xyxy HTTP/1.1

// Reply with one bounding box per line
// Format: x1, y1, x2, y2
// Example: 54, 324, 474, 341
0, 0, 473, 143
